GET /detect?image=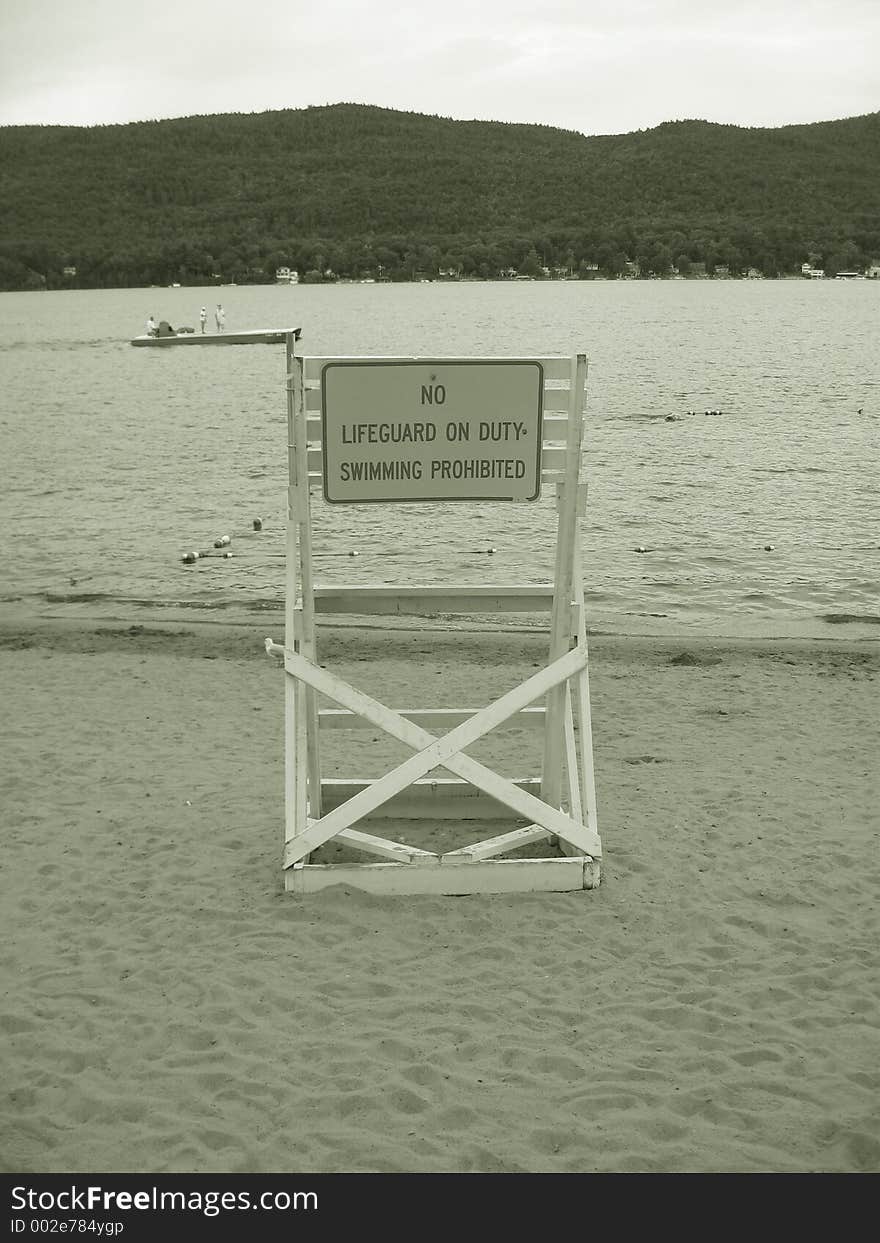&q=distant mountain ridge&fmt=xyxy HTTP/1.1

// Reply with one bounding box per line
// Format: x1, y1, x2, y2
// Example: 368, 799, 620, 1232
0, 103, 878, 288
